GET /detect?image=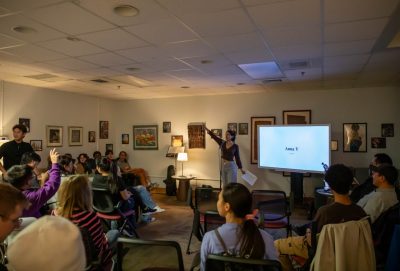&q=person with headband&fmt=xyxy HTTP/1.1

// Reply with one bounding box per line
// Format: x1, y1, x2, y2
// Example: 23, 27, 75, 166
200, 183, 278, 270
205, 126, 245, 186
